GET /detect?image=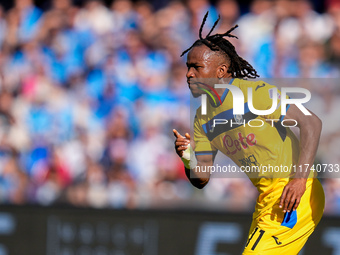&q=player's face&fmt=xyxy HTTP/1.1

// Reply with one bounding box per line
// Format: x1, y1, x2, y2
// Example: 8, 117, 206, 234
186, 45, 223, 97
